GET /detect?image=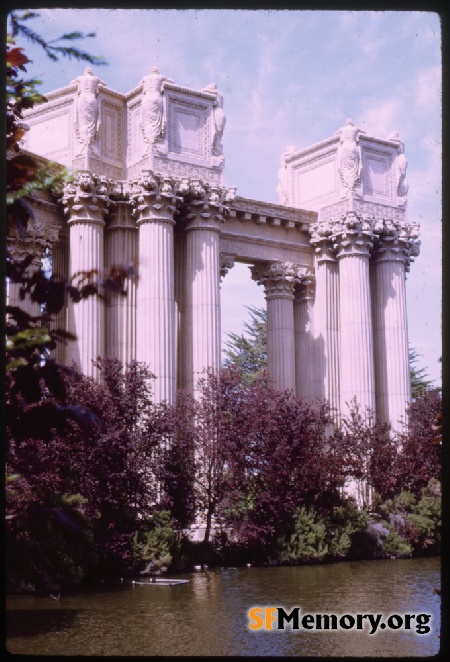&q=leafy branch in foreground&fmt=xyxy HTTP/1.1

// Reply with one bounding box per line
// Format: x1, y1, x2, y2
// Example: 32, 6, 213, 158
9, 10, 107, 66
